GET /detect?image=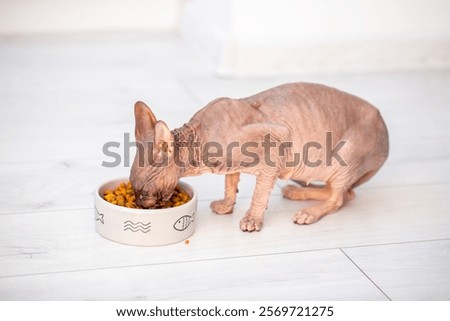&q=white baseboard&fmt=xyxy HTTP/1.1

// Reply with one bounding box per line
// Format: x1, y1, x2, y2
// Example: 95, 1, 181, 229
218, 39, 450, 76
